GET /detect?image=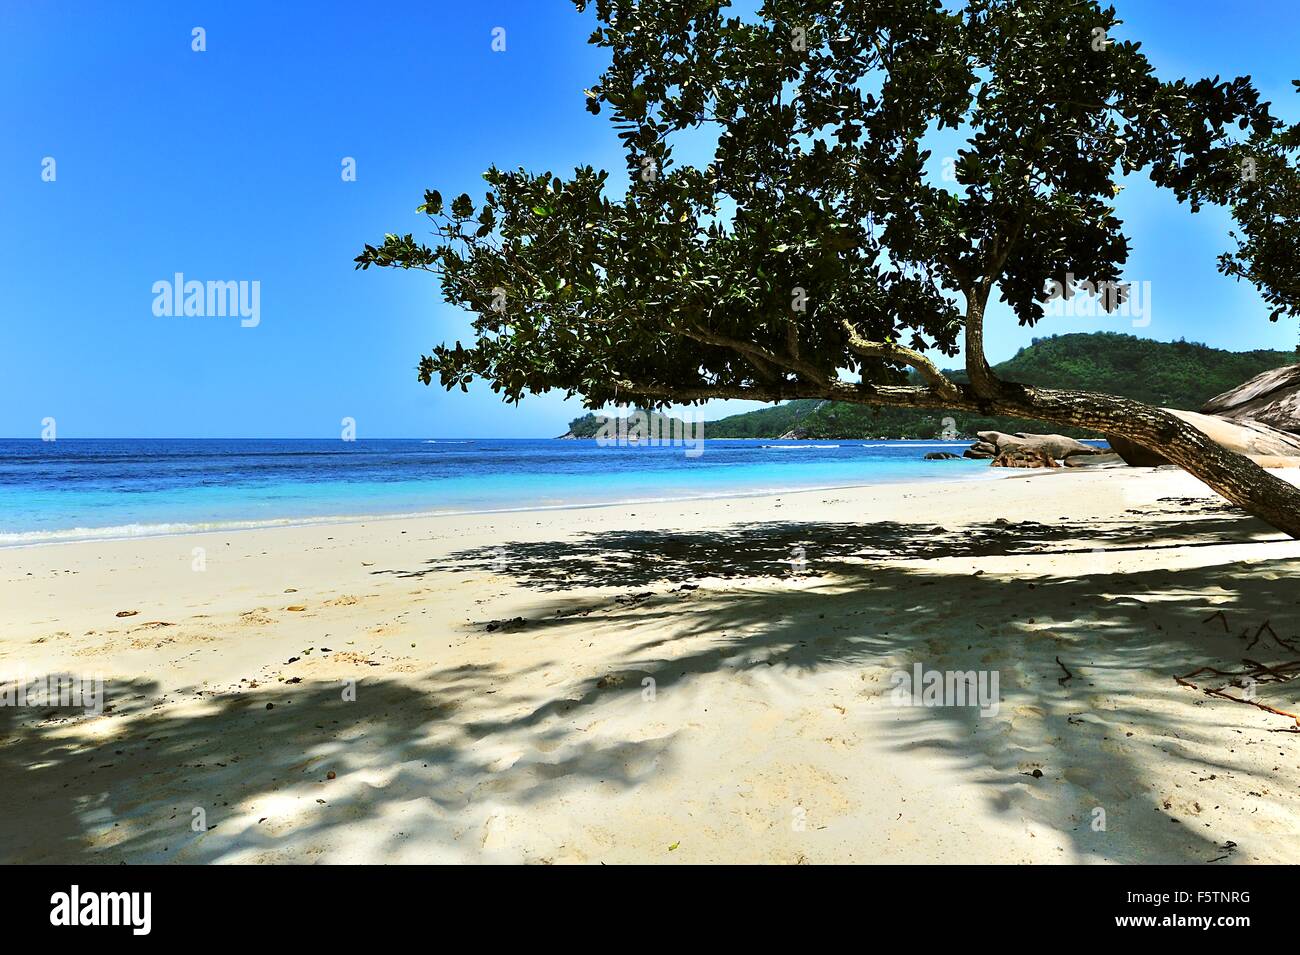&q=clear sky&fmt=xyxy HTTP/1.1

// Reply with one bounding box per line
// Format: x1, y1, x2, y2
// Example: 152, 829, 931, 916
2, 0, 1297, 438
